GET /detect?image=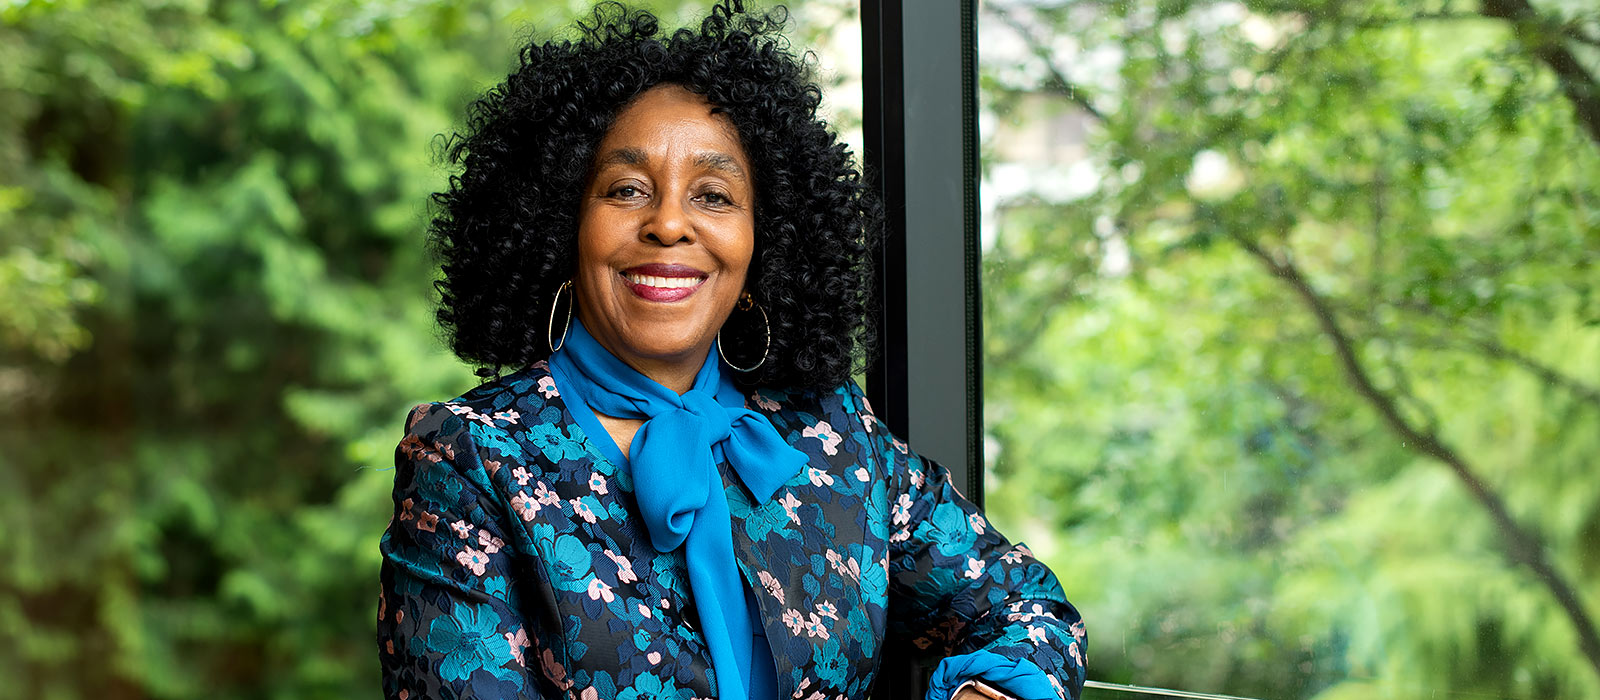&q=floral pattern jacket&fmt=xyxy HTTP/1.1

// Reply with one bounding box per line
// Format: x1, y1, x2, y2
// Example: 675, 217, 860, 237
377, 362, 1087, 700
